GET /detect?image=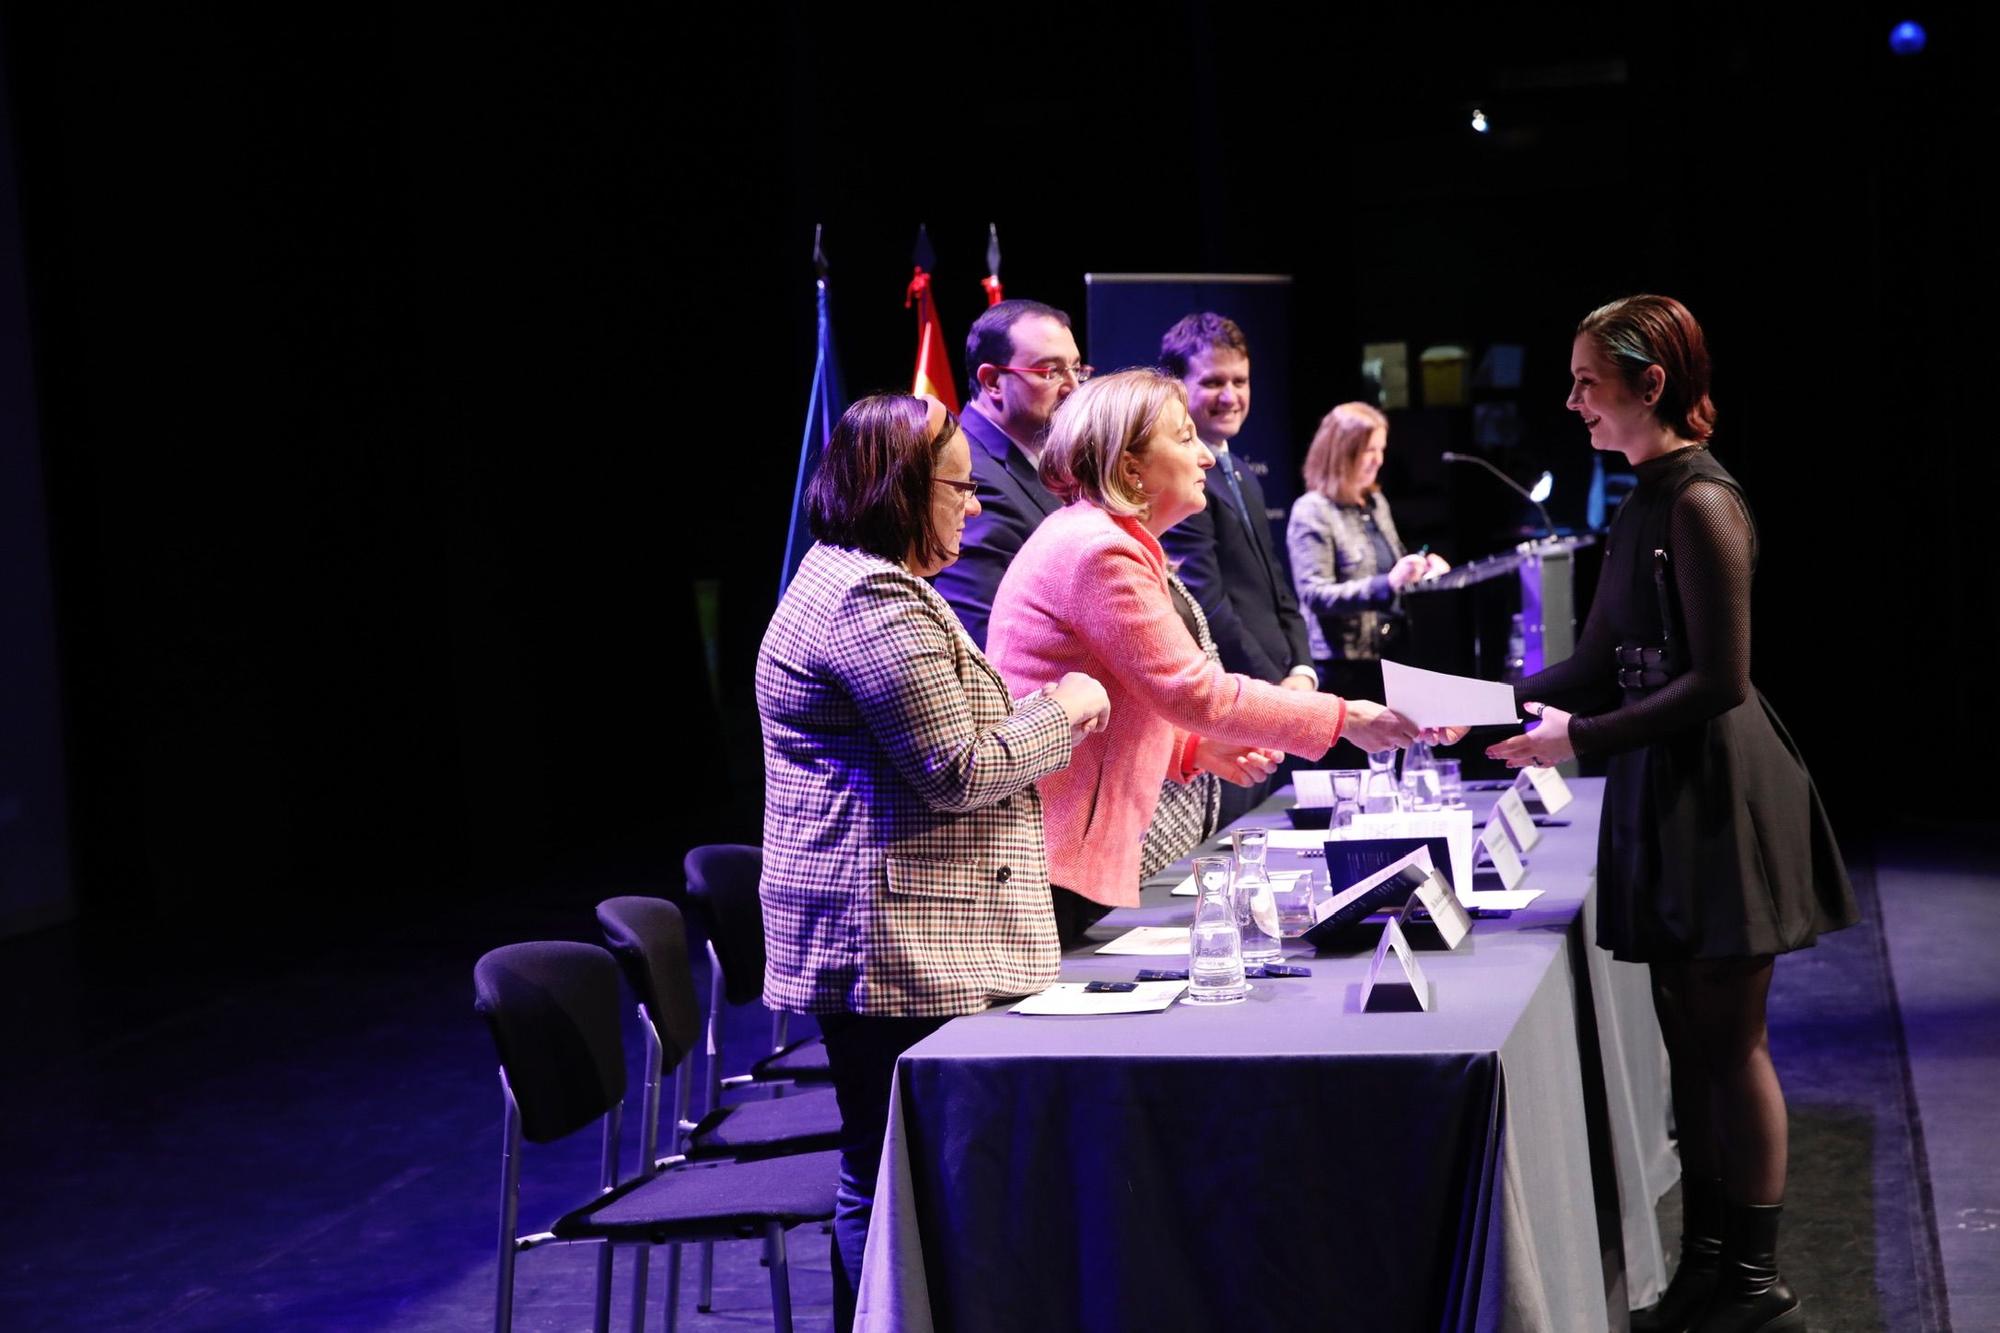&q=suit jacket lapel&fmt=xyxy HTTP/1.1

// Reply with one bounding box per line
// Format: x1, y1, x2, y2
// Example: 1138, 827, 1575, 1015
963, 408, 1058, 519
